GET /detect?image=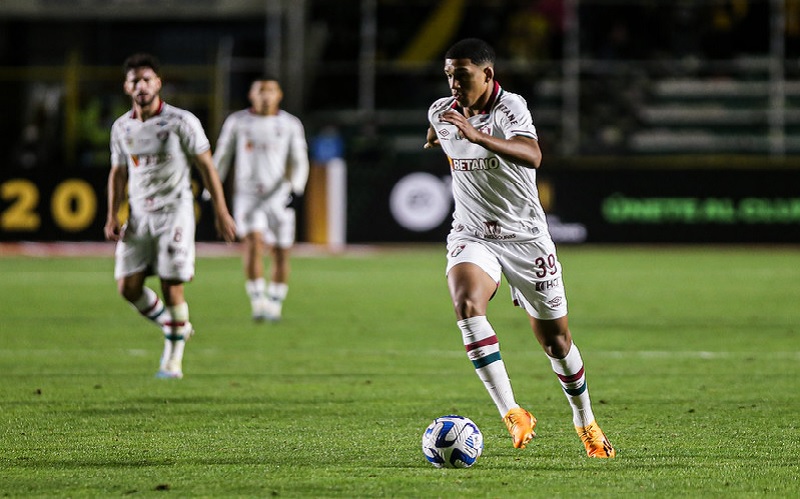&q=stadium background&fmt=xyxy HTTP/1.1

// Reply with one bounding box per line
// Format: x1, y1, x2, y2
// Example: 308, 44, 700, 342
1, 0, 799, 245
